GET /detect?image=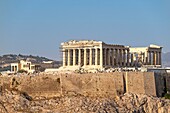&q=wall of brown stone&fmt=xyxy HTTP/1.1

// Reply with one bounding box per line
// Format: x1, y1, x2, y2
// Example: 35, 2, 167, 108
125, 72, 159, 97
143, 72, 157, 96
0, 72, 166, 99
154, 73, 165, 97
166, 73, 170, 94
155, 72, 170, 95
125, 72, 146, 95
61, 73, 123, 97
